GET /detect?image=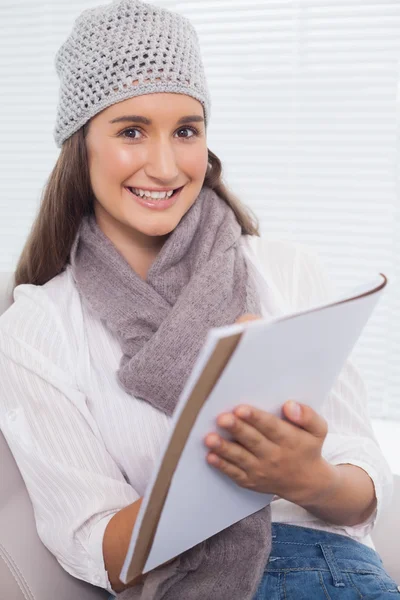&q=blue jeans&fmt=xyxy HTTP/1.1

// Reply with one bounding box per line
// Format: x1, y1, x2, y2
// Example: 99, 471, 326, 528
254, 523, 399, 599
109, 523, 399, 599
